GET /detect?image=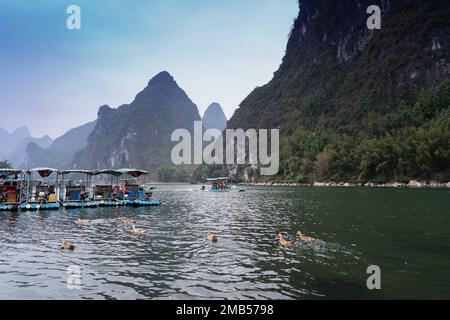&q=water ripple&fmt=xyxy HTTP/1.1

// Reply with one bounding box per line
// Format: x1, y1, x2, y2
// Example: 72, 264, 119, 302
1, 186, 449, 299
